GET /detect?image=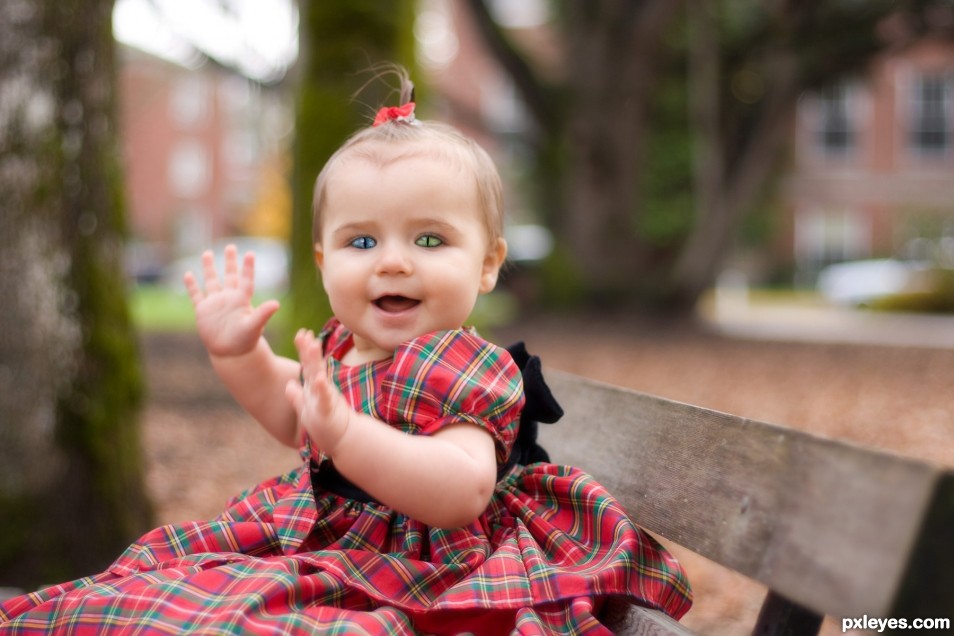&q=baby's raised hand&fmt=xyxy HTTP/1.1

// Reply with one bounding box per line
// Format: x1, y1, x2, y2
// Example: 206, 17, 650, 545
286, 329, 353, 456
183, 244, 281, 358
